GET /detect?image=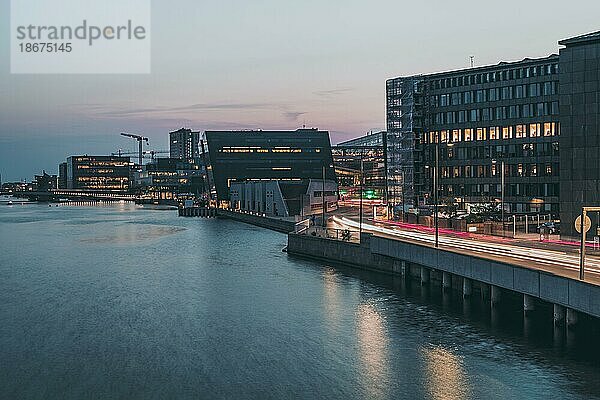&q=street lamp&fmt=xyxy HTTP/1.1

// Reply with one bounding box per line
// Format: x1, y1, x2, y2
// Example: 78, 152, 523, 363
359, 156, 364, 236
322, 163, 335, 228
492, 159, 505, 236
322, 164, 326, 227
400, 168, 405, 222
434, 140, 439, 248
